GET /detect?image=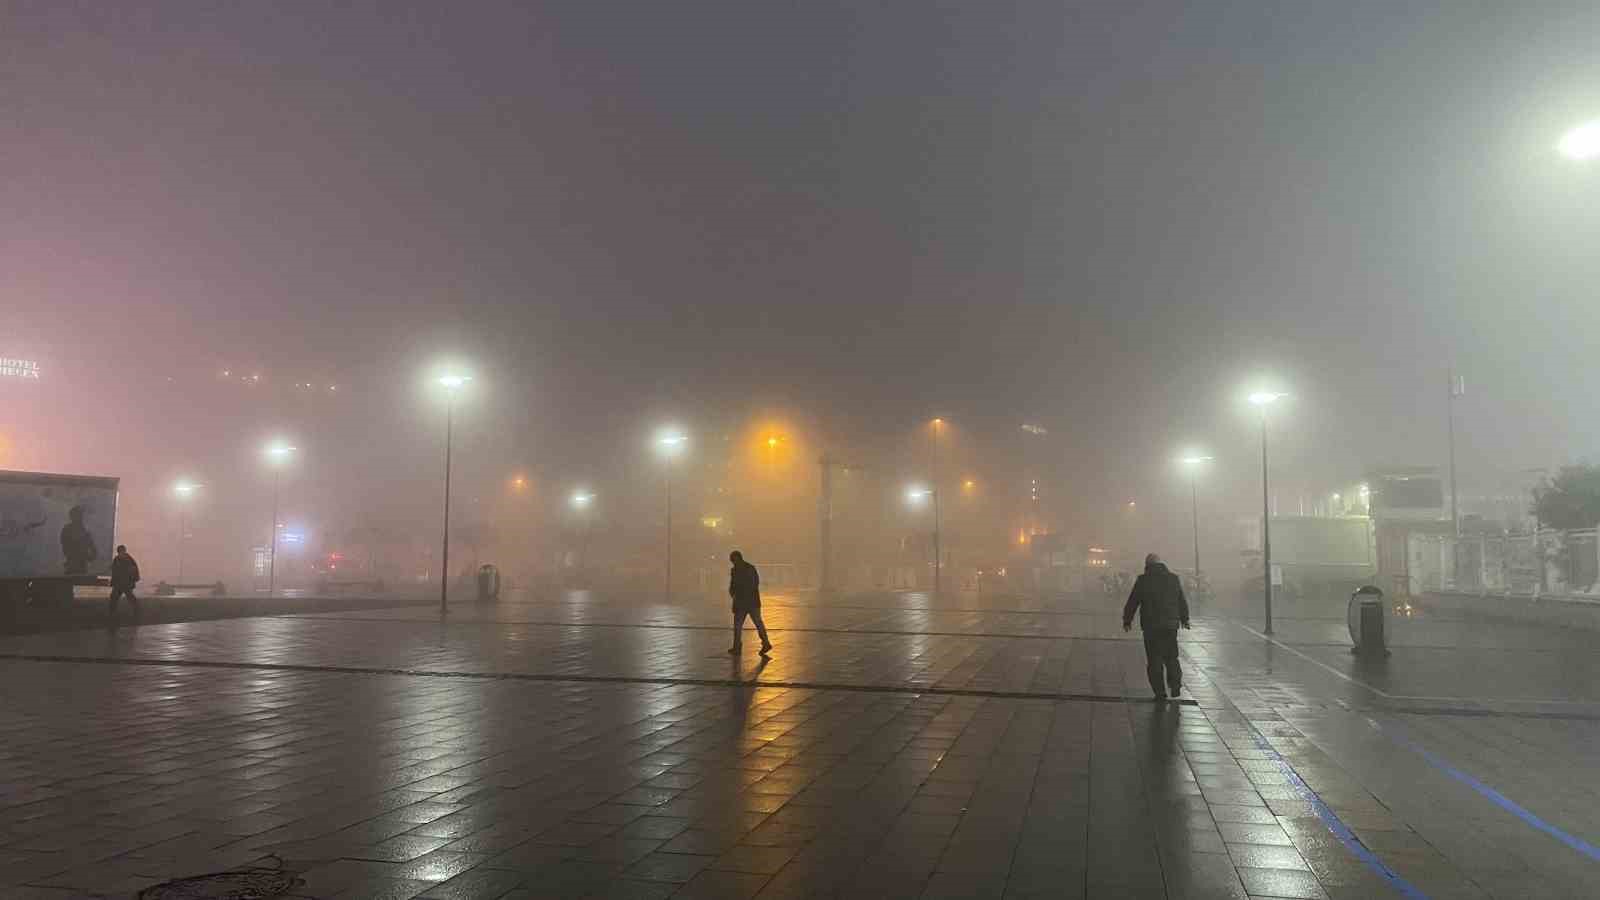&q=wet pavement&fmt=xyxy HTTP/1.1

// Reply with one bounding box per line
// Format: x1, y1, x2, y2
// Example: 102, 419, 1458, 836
0, 589, 1595, 898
